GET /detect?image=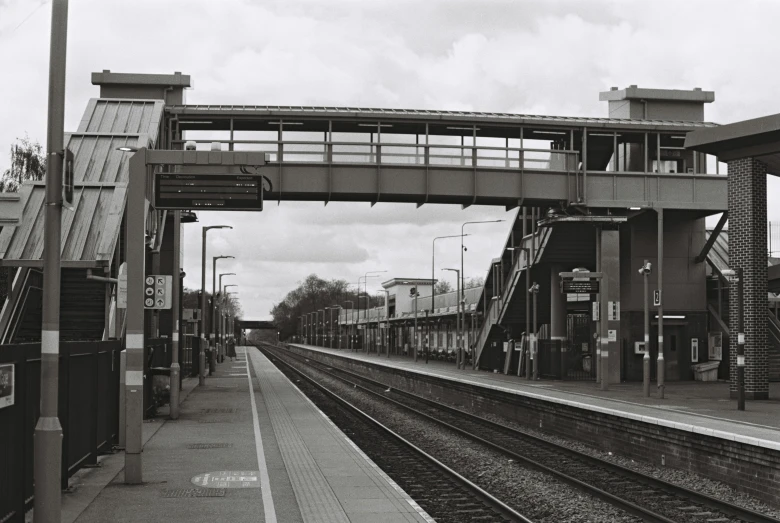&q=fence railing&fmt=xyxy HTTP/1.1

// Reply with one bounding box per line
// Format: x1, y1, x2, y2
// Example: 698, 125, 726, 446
0, 340, 122, 523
